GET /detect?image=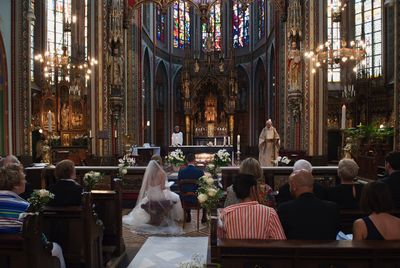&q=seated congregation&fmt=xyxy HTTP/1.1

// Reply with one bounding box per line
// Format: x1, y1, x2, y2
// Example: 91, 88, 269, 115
1, 151, 400, 267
